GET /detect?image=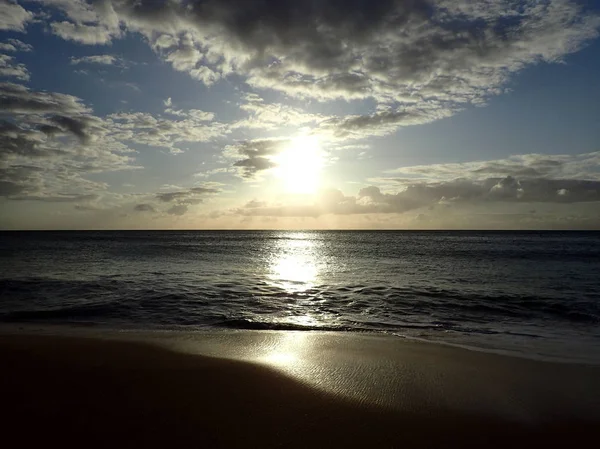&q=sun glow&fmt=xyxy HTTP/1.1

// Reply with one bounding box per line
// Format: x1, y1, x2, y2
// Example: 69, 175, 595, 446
273, 135, 323, 194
